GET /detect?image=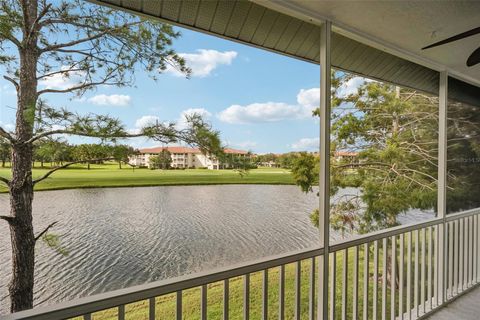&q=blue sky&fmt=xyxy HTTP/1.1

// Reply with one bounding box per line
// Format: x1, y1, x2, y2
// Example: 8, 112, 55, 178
0, 25, 325, 154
